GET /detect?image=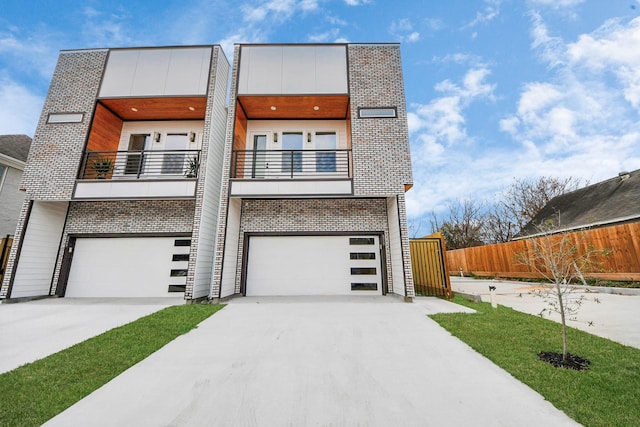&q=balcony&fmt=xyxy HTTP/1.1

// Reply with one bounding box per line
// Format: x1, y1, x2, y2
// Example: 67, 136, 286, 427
229, 149, 353, 197
73, 150, 200, 200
